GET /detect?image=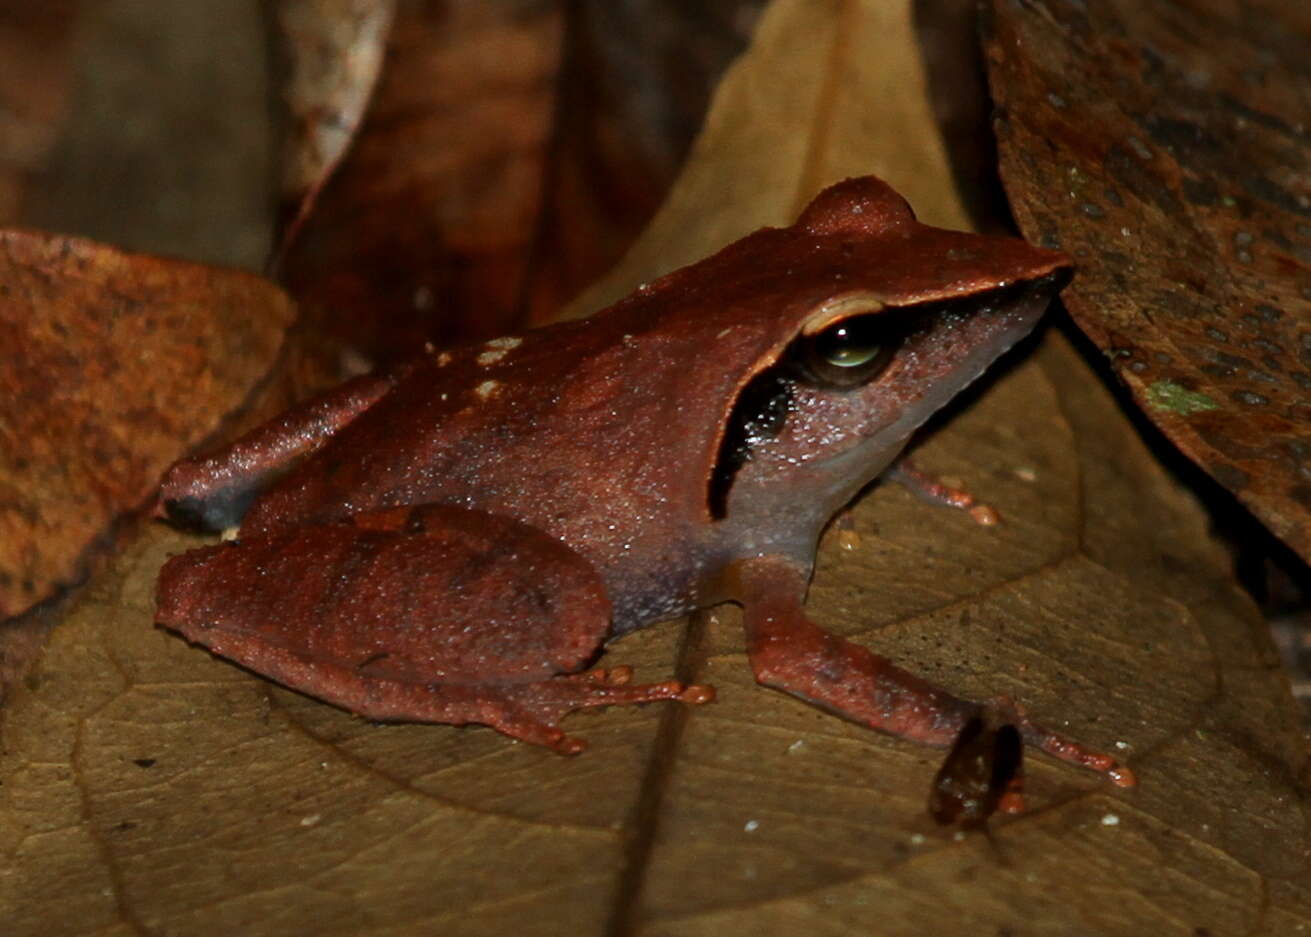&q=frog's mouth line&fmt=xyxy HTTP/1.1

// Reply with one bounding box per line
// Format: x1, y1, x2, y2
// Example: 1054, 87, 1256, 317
706, 273, 1068, 520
